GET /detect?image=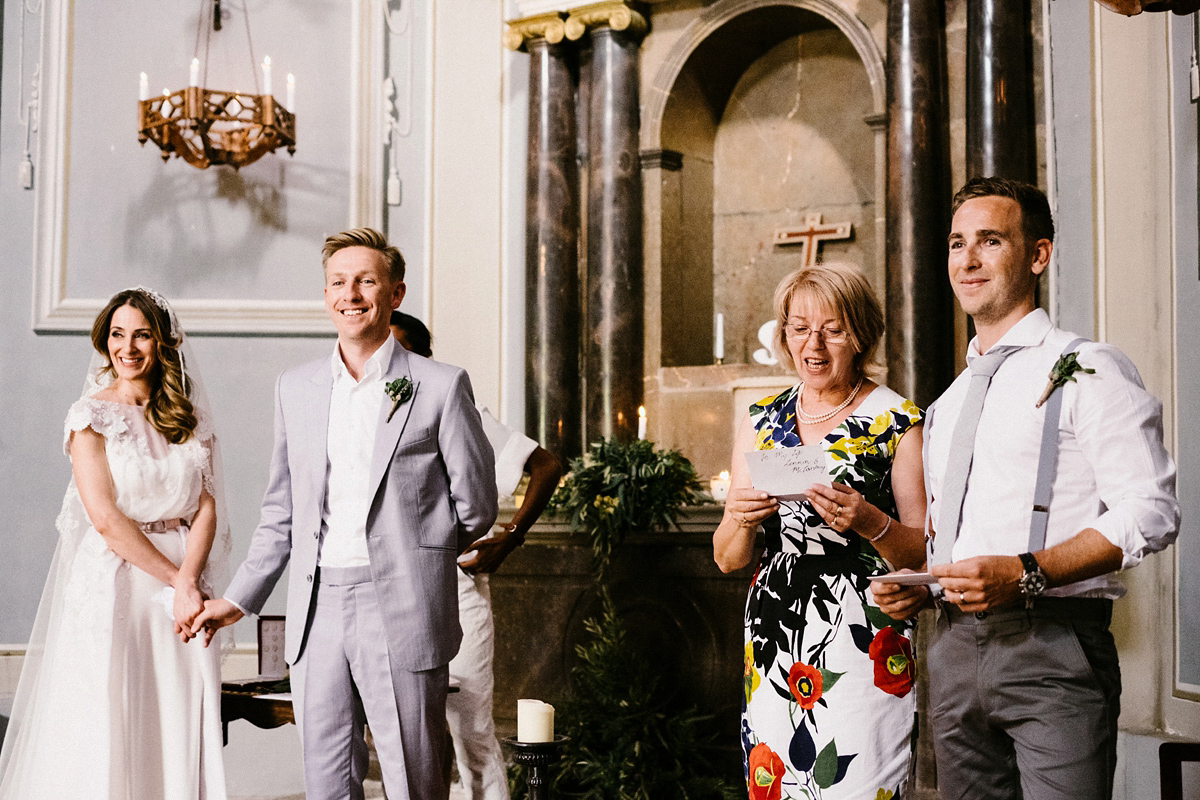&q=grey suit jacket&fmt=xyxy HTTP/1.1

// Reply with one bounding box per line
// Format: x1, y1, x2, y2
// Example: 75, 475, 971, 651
225, 344, 498, 670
